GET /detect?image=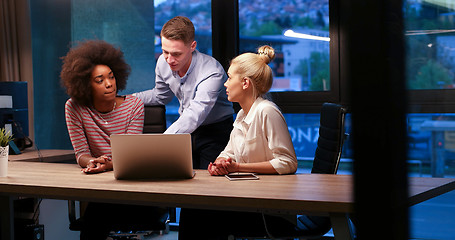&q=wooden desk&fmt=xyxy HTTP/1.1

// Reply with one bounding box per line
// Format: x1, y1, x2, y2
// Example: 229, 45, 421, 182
1, 162, 455, 240
8, 149, 75, 163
